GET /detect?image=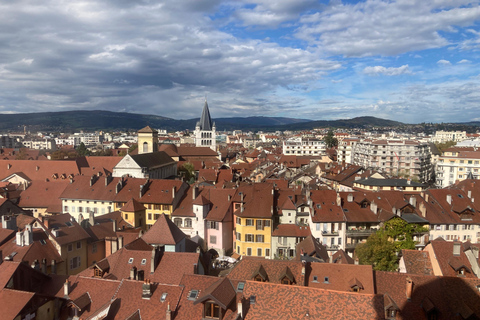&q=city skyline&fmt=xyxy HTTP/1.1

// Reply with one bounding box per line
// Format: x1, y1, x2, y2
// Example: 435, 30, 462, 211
1, 0, 480, 123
